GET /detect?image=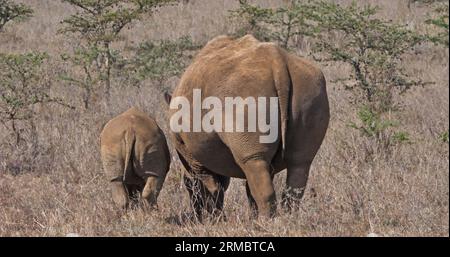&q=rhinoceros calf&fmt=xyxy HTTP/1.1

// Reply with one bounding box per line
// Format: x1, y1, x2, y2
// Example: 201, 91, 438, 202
100, 107, 170, 209
165, 35, 330, 219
